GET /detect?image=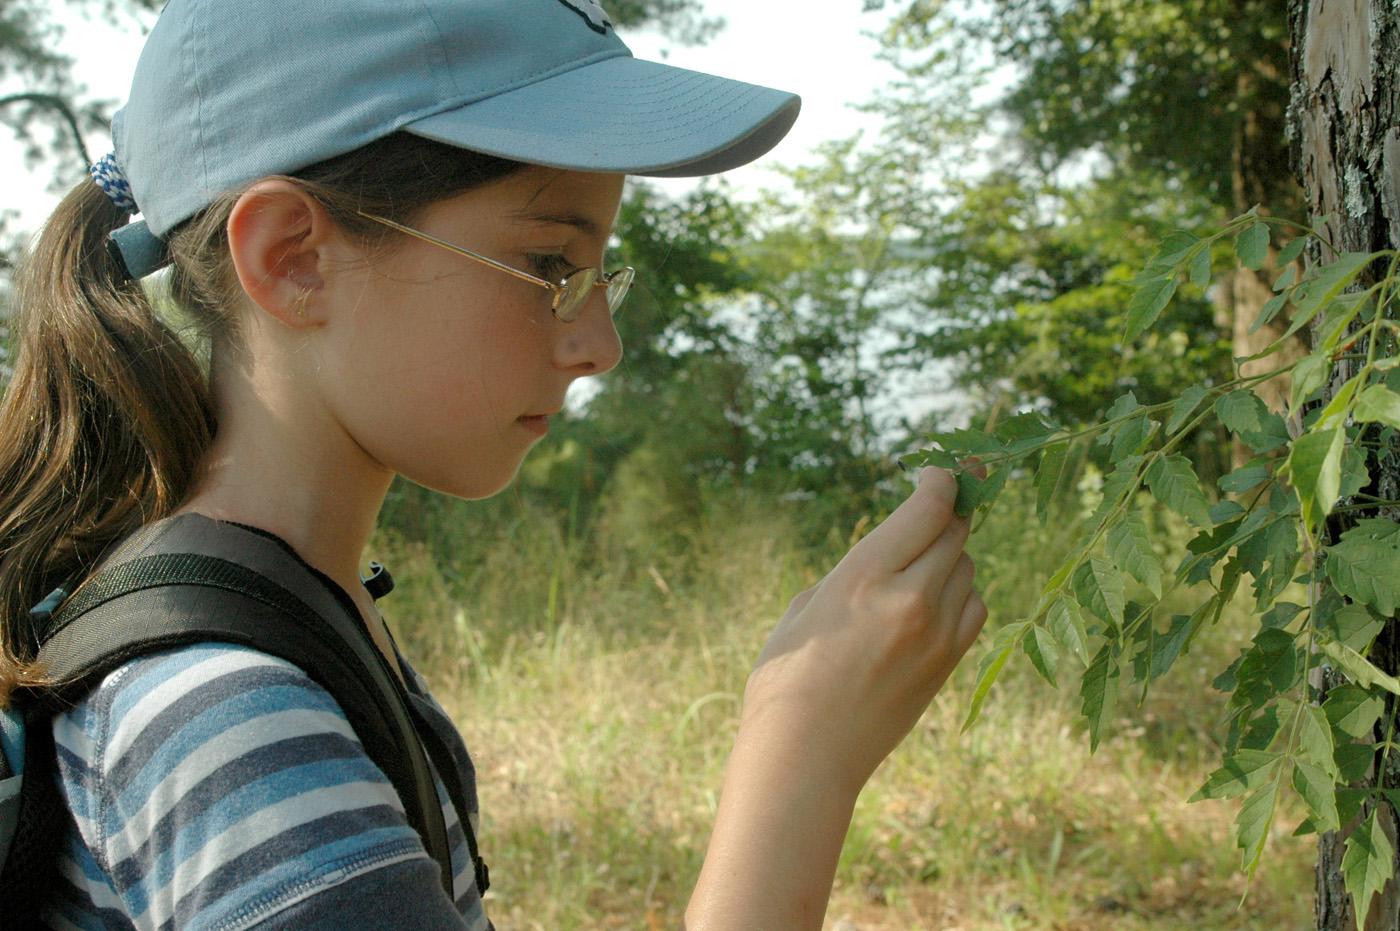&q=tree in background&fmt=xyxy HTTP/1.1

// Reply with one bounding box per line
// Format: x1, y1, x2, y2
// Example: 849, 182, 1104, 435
860, 0, 1303, 473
